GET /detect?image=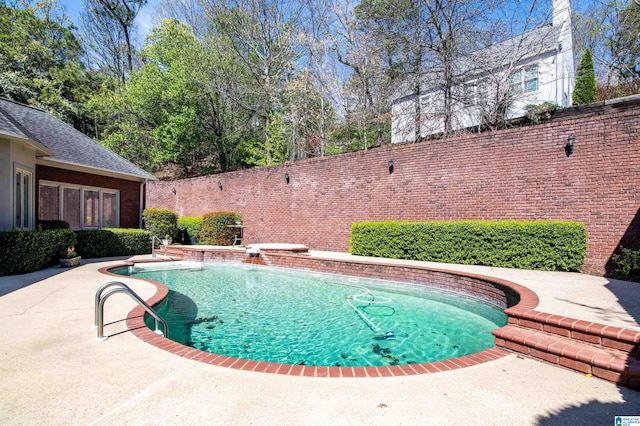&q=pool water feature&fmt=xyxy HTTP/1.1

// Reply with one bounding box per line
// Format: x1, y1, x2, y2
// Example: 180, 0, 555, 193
116, 262, 507, 368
